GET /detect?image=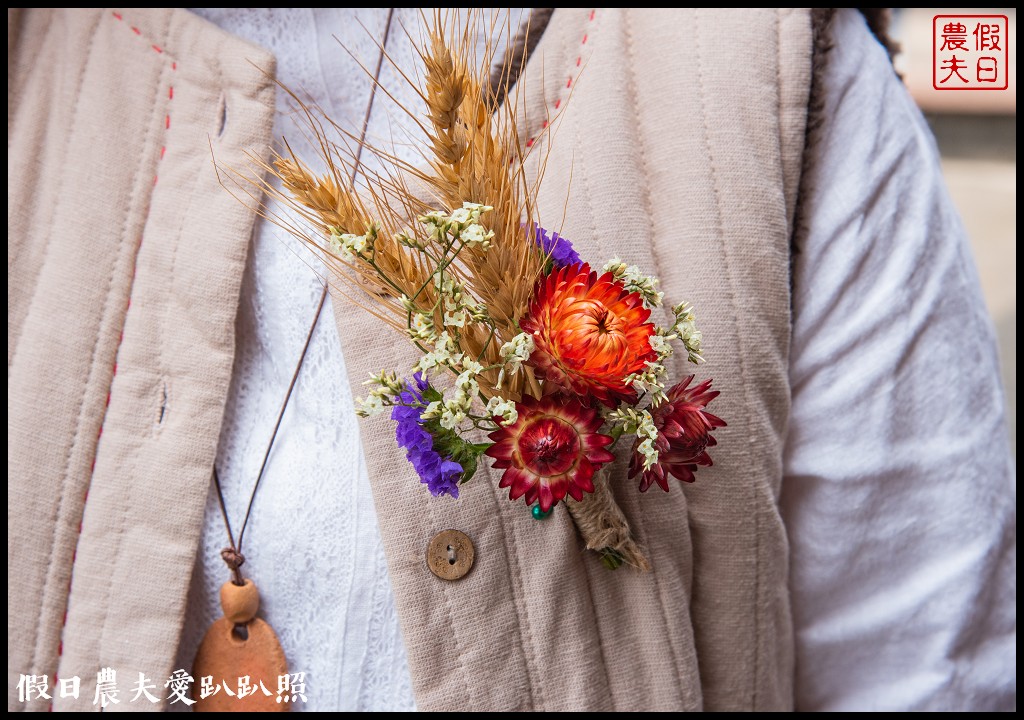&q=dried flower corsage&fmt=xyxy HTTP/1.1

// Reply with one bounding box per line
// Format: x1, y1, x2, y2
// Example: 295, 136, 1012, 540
246, 13, 724, 569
